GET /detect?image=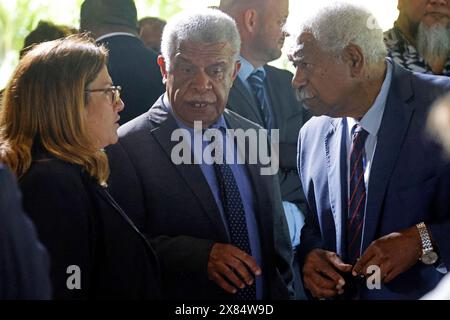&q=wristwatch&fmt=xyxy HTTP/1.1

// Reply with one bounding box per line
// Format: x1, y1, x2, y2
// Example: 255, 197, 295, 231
416, 222, 438, 265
